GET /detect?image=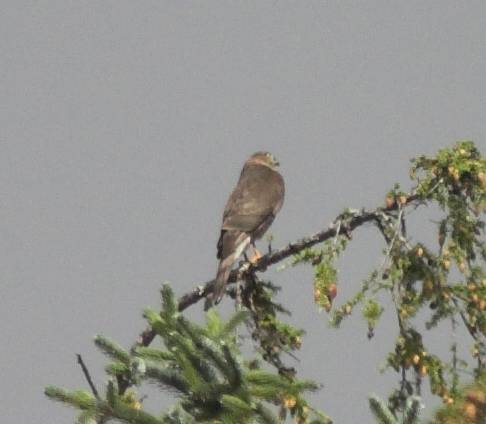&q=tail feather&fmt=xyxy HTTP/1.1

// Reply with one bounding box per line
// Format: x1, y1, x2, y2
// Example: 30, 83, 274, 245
204, 256, 234, 310
213, 256, 234, 304
205, 232, 250, 310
